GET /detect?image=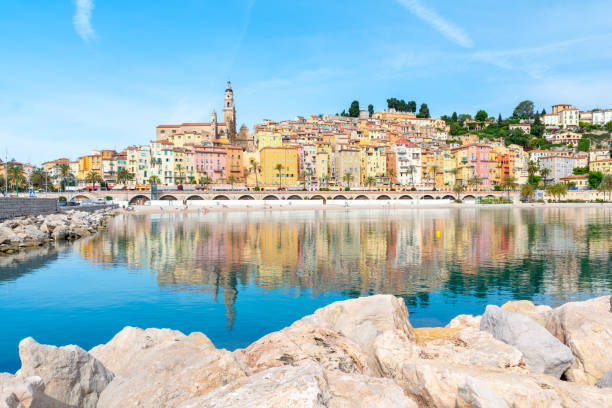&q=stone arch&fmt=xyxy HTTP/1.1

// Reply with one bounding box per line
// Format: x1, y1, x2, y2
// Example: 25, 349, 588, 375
399, 195, 413, 200
129, 195, 150, 205
73, 194, 90, 201
485, 194, 495, 198
263, 195, 279, 200
238, 195, 255, 200
442, 195, 455, 200
333, 195, 347, 200
186, 195, 204, 200
287, 195, 303, 200
377, 195, 391, 200
213, 195, 229, 200
354, 195, 369, 200
160, 195, 178, 201
422, 195, 434, 200
463, 195, 476, 201
310, 195, 326, 200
